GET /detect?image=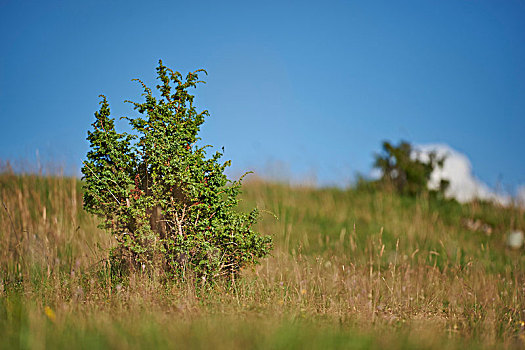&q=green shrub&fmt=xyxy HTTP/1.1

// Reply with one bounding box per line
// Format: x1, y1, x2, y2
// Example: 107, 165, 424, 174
82, 60, 272, 282
373, 140, 449, 196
